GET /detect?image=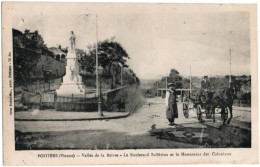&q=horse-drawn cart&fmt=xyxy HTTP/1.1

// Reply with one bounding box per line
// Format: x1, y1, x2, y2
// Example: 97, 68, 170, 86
183, 90, 231, 125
